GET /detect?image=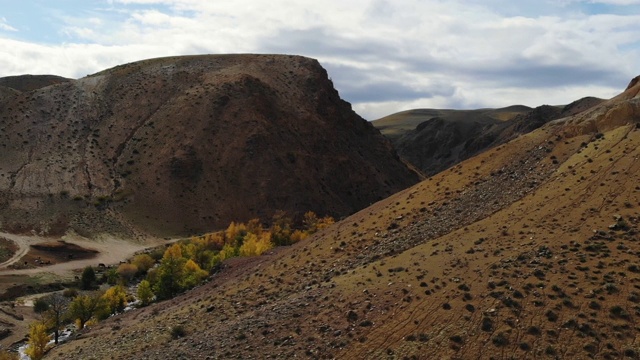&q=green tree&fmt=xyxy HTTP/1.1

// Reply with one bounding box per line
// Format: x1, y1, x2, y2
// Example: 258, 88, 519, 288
25, 322, 49, 360
68, 293, 104, 329
152, 244, 186, 300
137, 280, 153, 306
33, 297, 49, 314
103, 267, 119, 285
80, 266, 96, 290
181, 259, 208, 289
